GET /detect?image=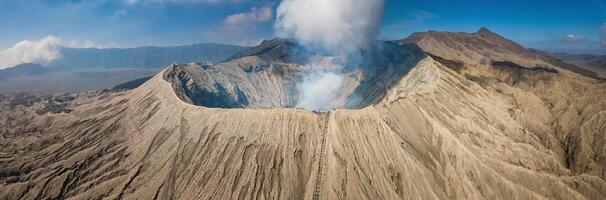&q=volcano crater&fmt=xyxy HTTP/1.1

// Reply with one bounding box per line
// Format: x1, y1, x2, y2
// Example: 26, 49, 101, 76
162, 39, 427, 110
